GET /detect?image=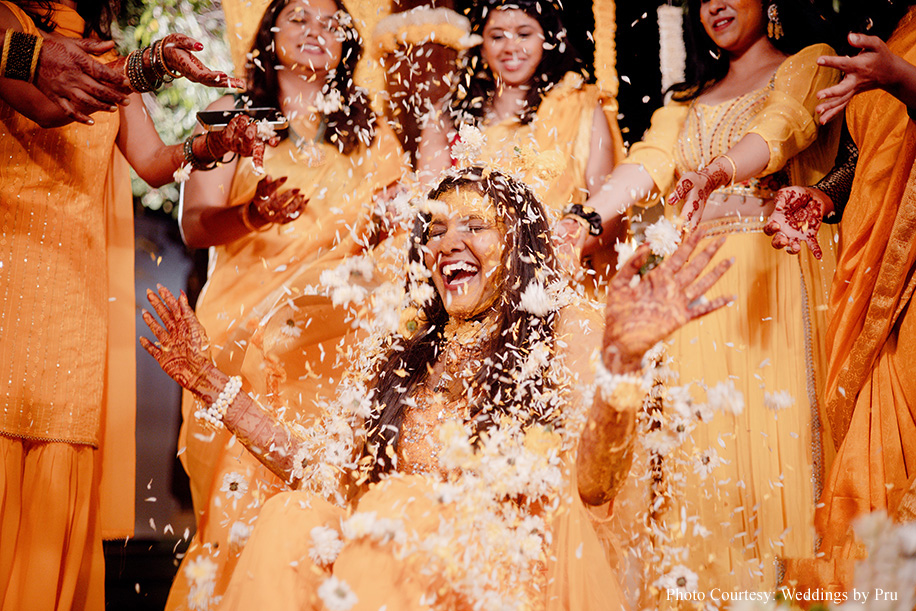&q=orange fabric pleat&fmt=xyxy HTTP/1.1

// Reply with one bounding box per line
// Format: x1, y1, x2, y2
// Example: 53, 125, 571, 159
0, 437, 105, 611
